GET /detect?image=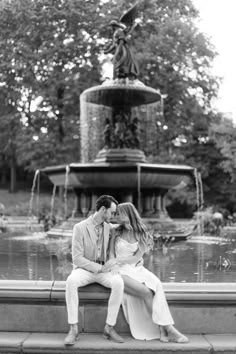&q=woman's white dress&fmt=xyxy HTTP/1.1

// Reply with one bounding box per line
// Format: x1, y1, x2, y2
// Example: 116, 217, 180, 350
115, 237, 174, 340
